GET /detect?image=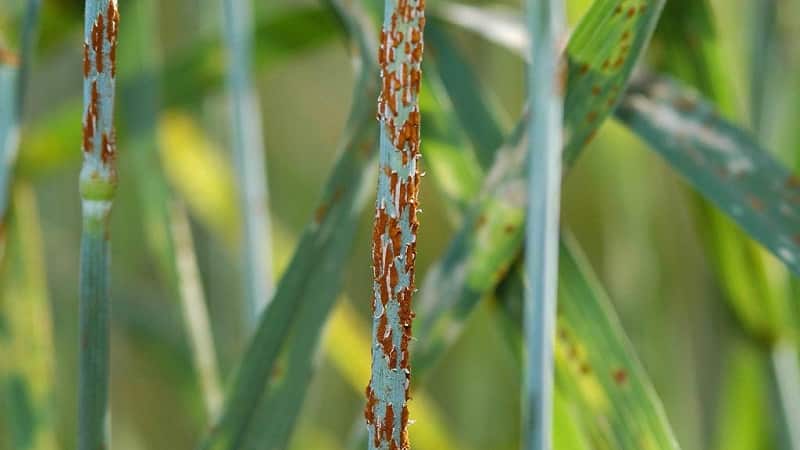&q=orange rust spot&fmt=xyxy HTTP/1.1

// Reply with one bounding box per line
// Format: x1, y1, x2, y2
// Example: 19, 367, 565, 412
613, 368, 628, 385
747, 195, 765, 212
91, 12, 105, 73
476, 215, 487, 228
602, 59, 610, 70
584, 130, 597, 146
613, 57, 625, 69
785, 175, 800, 189
83, 81, 100, 152
621, 31, 631, 41
100, 132, 115, 164
673, 96, 697, 112
83, 43, 91, 77
627, 7, 636, 18
0, 47, 19, 67
579, 63, 590, 75
580, 363, 591, 375
504, 223, 516, 234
